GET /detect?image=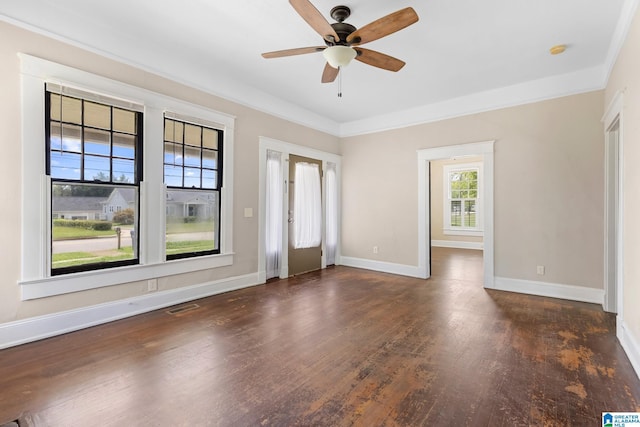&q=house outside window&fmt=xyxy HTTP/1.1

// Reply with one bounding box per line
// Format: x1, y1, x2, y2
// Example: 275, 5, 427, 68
443, 162, 483, 236
164, 115, 223, 260
46, 85, 143, 275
